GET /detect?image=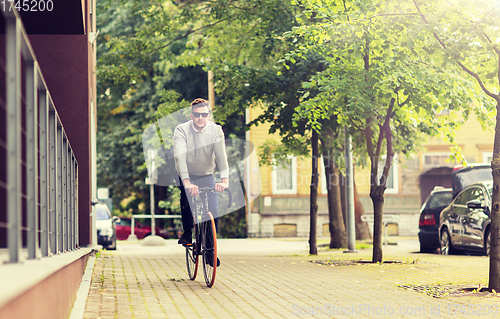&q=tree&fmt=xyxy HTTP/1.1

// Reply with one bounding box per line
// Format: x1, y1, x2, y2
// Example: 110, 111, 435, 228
410, 0, 500, 290
218, 52, 351, 252
320, 122, 346, 248
97, 0, 362, 247
285, 0, 482, 262
96, 0, 207, 219
97, 0, 300, 233
309, 131, 319, 254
